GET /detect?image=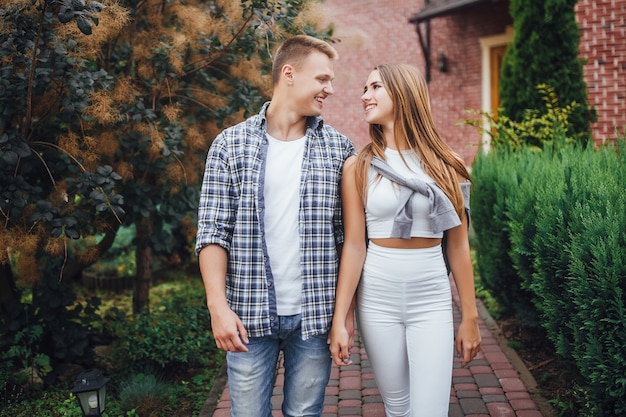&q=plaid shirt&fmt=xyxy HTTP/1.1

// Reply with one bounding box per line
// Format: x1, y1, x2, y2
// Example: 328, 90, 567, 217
196, 102, 354, 339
